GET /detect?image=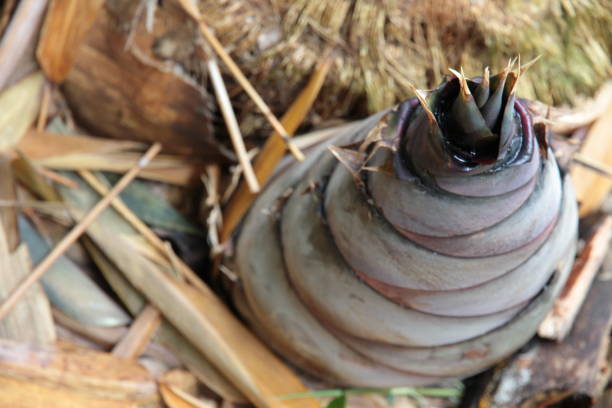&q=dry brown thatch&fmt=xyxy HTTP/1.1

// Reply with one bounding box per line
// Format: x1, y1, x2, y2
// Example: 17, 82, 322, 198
199, 0, 610, 122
